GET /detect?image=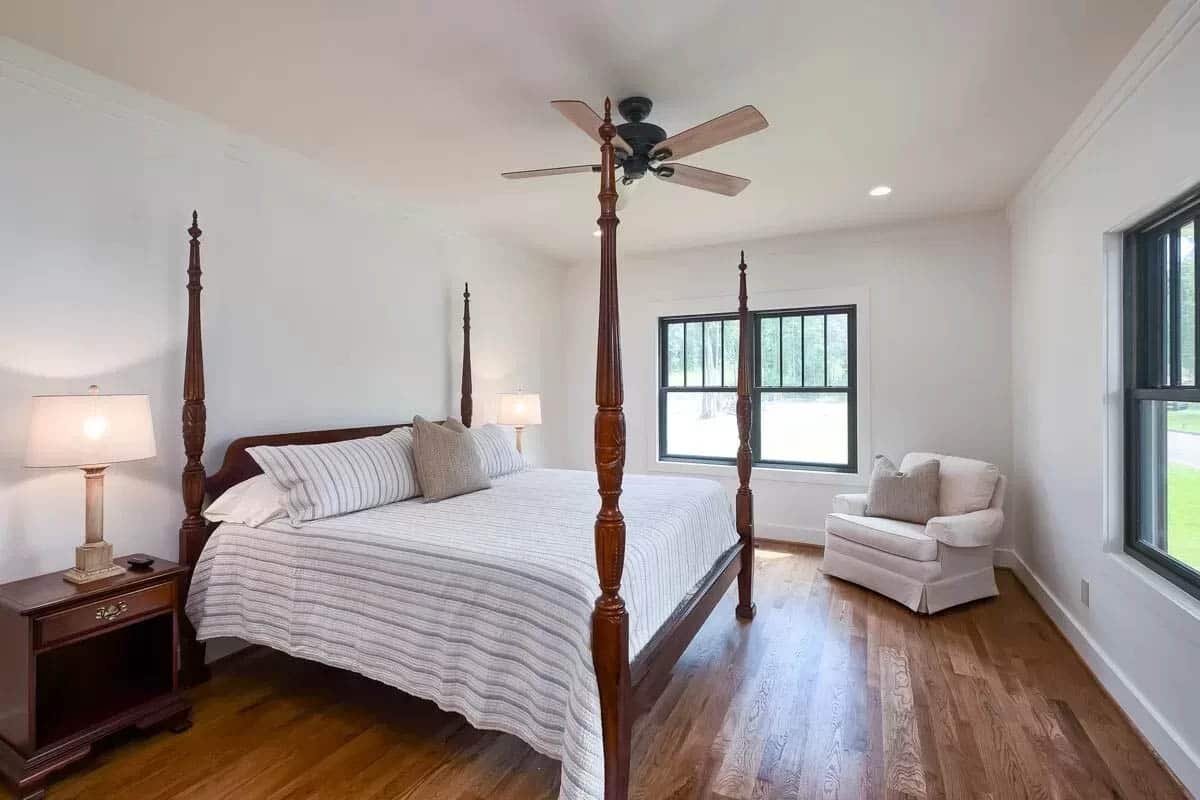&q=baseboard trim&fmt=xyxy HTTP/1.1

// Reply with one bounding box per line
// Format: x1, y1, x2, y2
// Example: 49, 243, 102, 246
757, 522, 824, 547
1005, 549, 1200, 795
